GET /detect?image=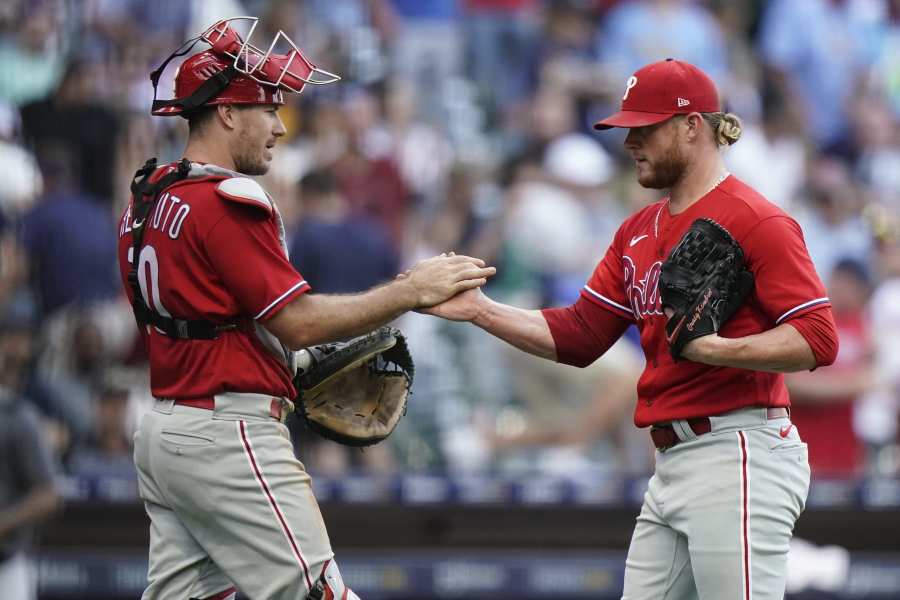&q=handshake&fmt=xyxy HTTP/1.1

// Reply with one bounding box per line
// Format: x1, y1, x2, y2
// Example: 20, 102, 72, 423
394, 252, 495, 323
